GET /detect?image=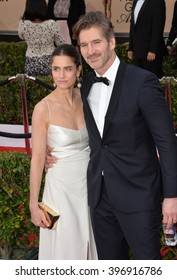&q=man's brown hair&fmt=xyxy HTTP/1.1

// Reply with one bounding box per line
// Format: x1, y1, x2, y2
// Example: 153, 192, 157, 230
72, 11, 115, 43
